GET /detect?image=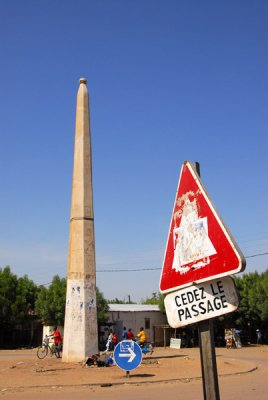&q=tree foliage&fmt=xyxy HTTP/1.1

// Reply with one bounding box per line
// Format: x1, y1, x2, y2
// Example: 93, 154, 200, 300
96, 288, 109, 324
35, 277, 109, 326
233, 270, 268, 329
35, 275, 67, 326
108, 297, 135, 304
0, 266, 37, 329
141, 292, 166, 313
1, 265, 268, 344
